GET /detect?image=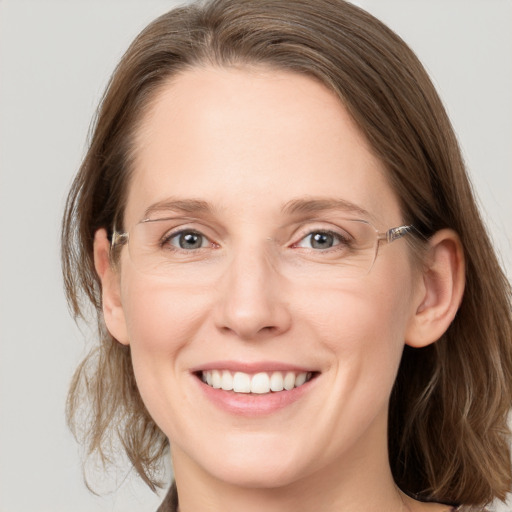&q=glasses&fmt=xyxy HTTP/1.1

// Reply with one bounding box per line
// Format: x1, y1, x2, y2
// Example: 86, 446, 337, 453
111, 217, 414, 279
